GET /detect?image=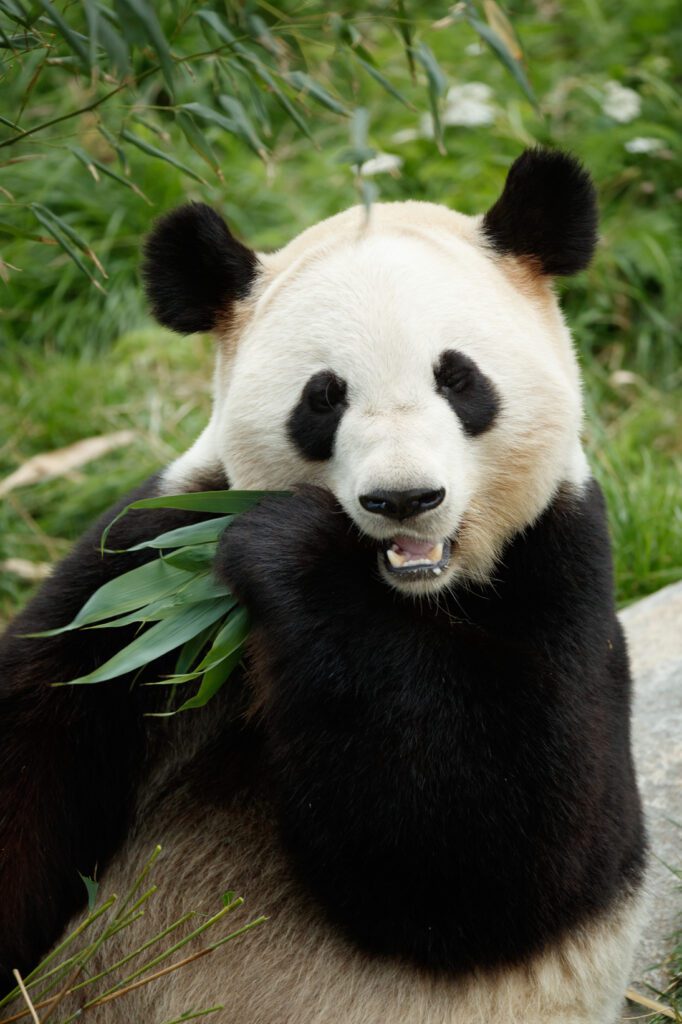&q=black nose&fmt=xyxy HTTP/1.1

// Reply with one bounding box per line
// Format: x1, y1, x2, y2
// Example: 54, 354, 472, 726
359, 487, 445, 520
